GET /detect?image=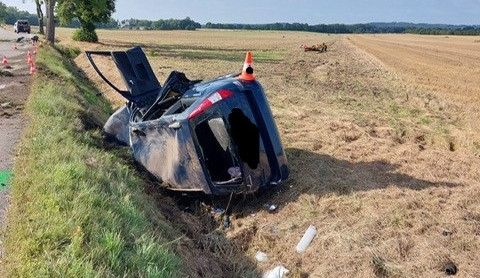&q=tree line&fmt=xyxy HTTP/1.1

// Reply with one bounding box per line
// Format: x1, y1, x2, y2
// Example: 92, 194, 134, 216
2, 0, 480, 44
0, 2, 38, 25
121, 17, 201, 30
204, 22, 480, 35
